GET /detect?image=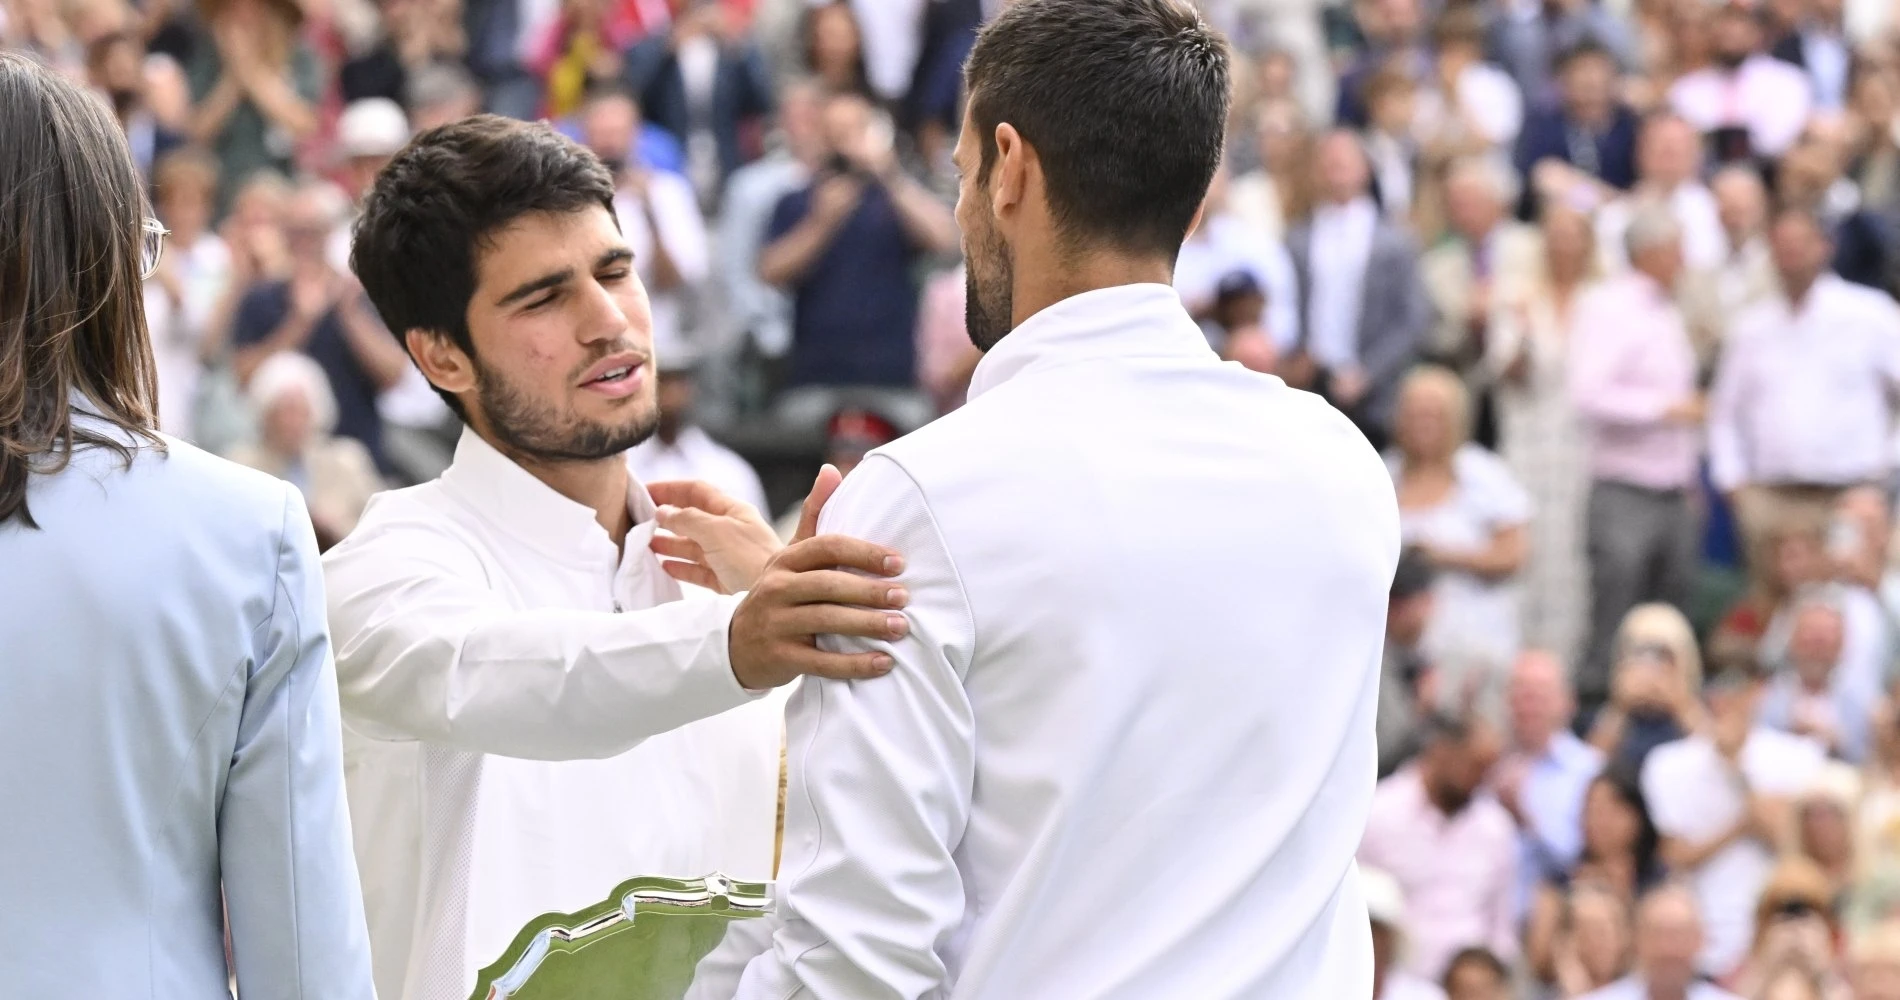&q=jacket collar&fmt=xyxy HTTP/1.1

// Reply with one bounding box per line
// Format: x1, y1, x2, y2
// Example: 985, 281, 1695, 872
966, 283, 1211, 403
438, 426, 656, 563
